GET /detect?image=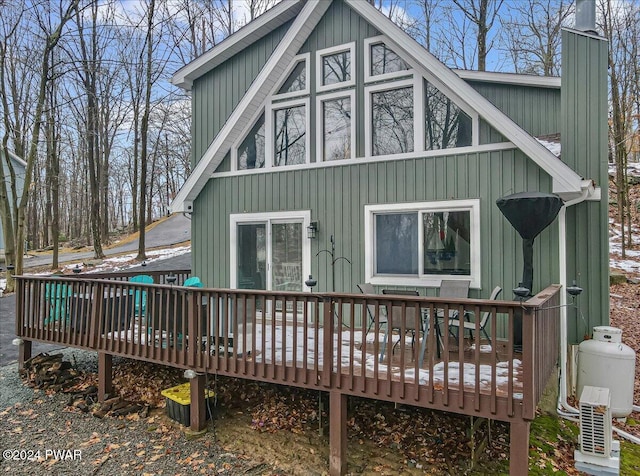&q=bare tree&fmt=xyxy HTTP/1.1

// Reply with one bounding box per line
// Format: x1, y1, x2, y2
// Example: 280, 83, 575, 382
0, 0, 79, 290
451, 0, 505, 71
601, 0, 640, 256
502, 0, 573, 76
